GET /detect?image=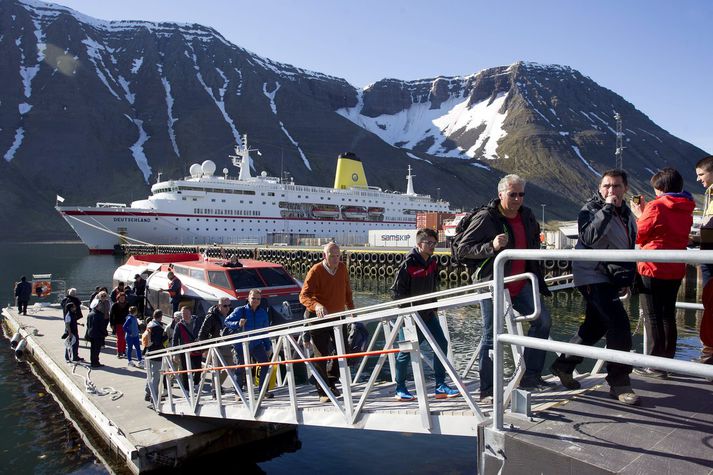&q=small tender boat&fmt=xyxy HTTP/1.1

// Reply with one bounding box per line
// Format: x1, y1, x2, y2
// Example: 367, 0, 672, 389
113, 253, 303, 324
311, 205, 340, 219
342, 206, 368, 220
